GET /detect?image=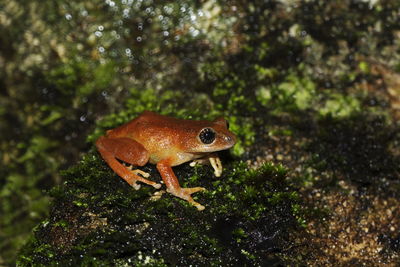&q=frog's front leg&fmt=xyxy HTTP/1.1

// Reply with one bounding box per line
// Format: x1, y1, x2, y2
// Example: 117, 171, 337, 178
96, 136, 161, 190
190, 153, 223, 177
157, 159, 206, 211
